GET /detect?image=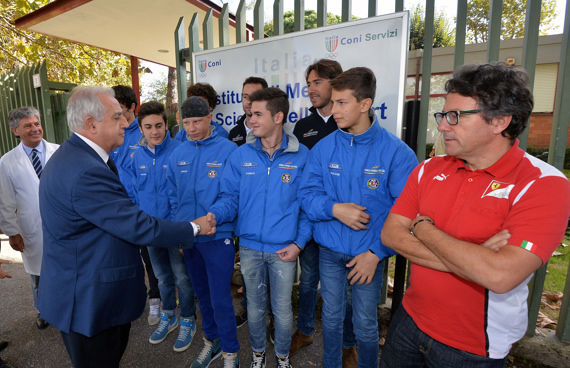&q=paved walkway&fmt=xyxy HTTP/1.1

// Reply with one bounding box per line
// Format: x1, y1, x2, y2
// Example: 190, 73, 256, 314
3, 235, 568, 368
0, 236, 327, 367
